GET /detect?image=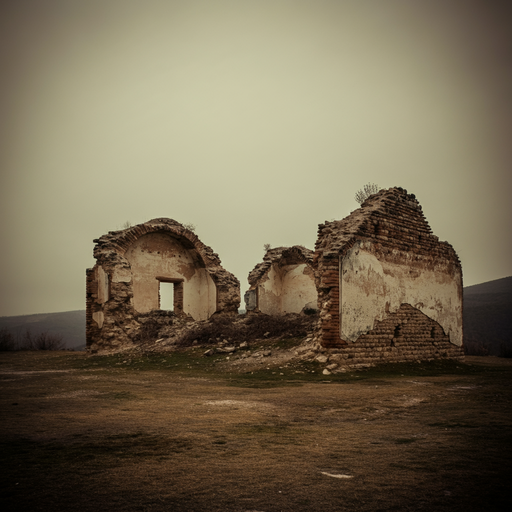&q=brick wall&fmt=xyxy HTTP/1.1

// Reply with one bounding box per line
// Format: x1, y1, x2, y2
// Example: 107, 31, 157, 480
314, 187, 463, 361
328, 304, 464, 369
